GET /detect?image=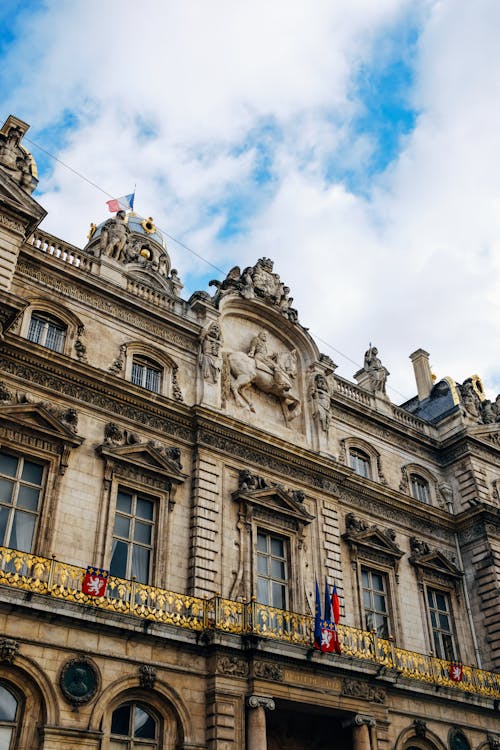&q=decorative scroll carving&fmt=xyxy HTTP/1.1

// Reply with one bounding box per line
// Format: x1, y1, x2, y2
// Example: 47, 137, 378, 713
247, 695, 276, 711
74, 324, 88, 362
109, 343, 127, 374
237, 470, 304, 507
138, 664, 157, 689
